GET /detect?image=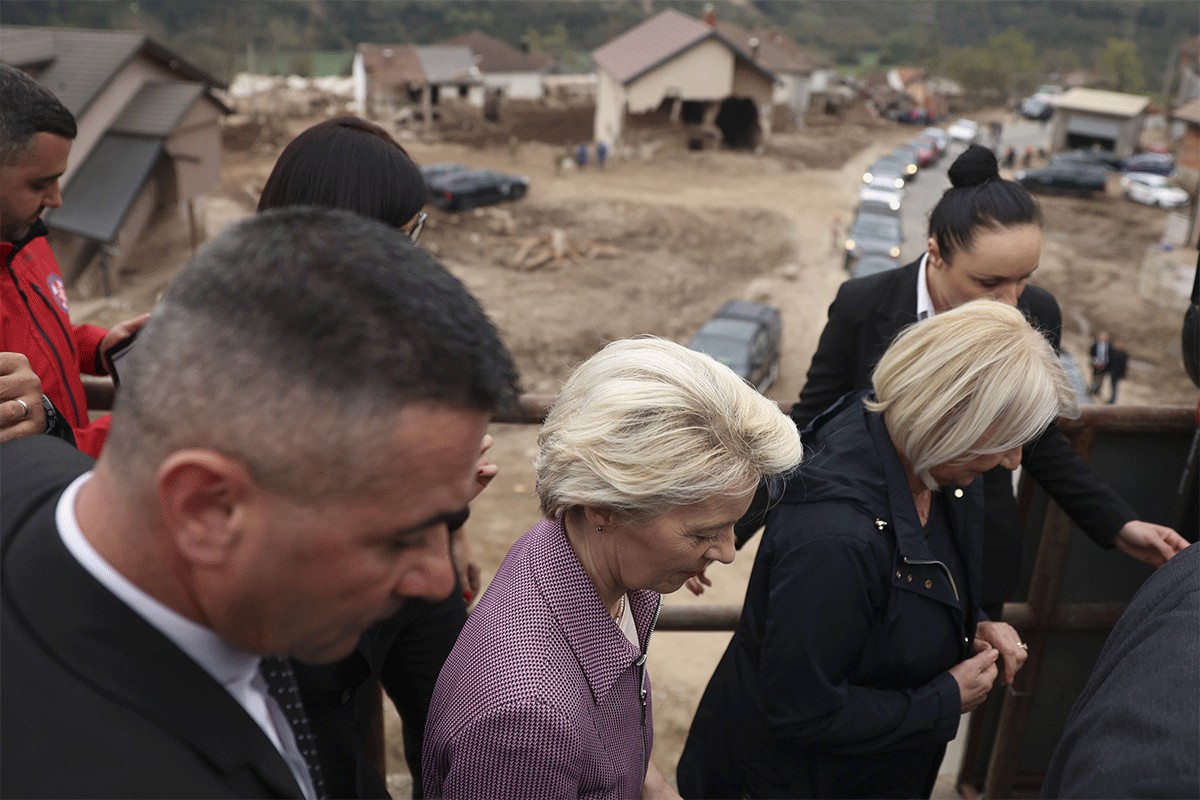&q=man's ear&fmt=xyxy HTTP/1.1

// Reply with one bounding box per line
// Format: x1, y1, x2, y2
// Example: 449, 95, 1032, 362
156, 451, 255, 566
